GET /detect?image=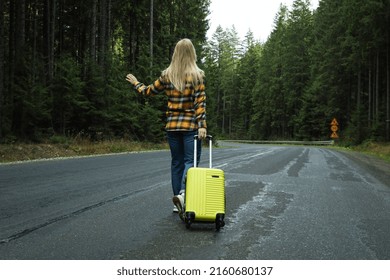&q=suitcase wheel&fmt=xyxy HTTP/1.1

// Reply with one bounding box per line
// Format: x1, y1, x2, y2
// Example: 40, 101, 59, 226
185, 212, 195, 229
216, 214, 225, 231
